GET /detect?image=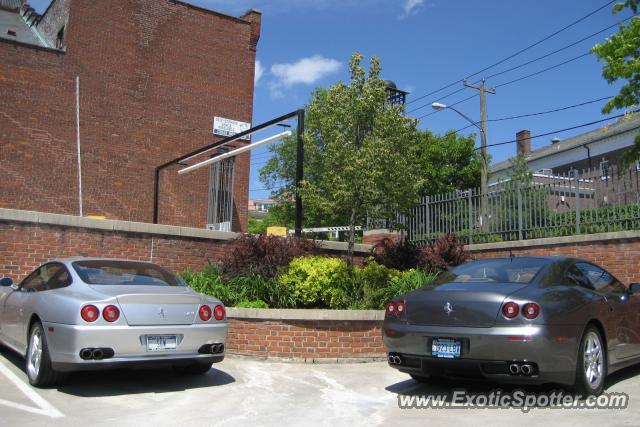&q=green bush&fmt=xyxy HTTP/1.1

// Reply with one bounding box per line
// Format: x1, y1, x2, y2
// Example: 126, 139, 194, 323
236, 300, 269, 308
367, 268, 438, 309
278, 256, 352, 309
179, 264, 230, 302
